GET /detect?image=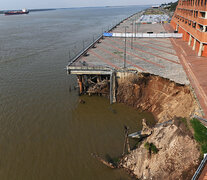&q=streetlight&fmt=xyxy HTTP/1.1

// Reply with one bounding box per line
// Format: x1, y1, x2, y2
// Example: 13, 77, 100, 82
124, 26, 129, 69
134, 18, 137, 39
131, 20, 134, 49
